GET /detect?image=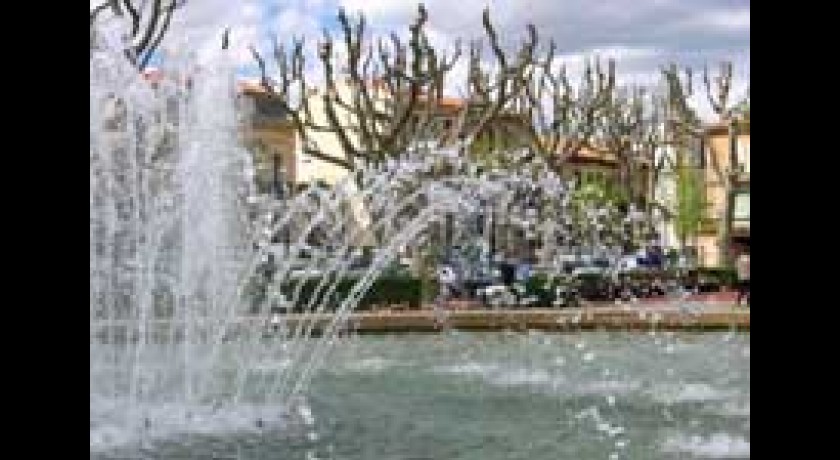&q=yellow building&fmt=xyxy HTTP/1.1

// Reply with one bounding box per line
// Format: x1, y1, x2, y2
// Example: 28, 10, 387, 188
238, 78, 469, 188
237, 81, 298, 195
469, 114, 652, 201
694, 120, 750, 267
